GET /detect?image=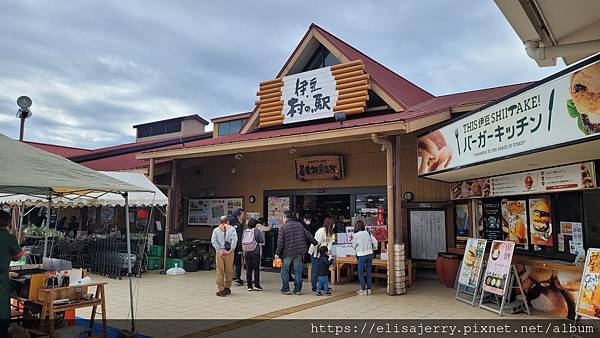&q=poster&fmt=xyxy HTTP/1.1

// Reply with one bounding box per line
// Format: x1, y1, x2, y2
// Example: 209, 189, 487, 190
267, 196, 289, 228
576, 248, 600, 319
559, 221, 582, 254
501, 199, 528, 249
482, 200, 504, 241
418, 59, 600, 176
450, 162, 595, 199
188, 198, 243, 226
529, 196, 553, 247
246, 212, 260, 221
365, 225, 387, 242
345, 226, 355, 244
458, 238, 487, 288
482, 240, 515, 295
409, 210, 446, 260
